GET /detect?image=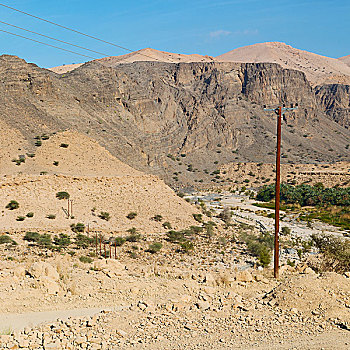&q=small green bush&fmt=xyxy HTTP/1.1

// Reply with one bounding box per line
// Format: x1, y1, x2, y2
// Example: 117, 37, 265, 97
71, 223, 85, 233
37, 234, 53, 249
75, 234, 94, 249
56, 191, 70, 200
179, 241, 194, 253
127, 212, 137, 220
60, 143, 69, 148
147, 242, 162, 254
53, 161, 59, 166
24, 231, 40, 242
26, 212, 34, 218
47, 214, 56, 219
54, 233, 71, 247
35, 140, 42, 147
79, 255, 93, 264
152, 215, 163, 222
192, 213, 203, 223
0, 234, 16, 245
114, 237, 126, 246
6, 200, 19, 210
162, 221, 172, 229
16, 216, 25, 221
166, 230, 185, 243
99, 212, 110, 221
